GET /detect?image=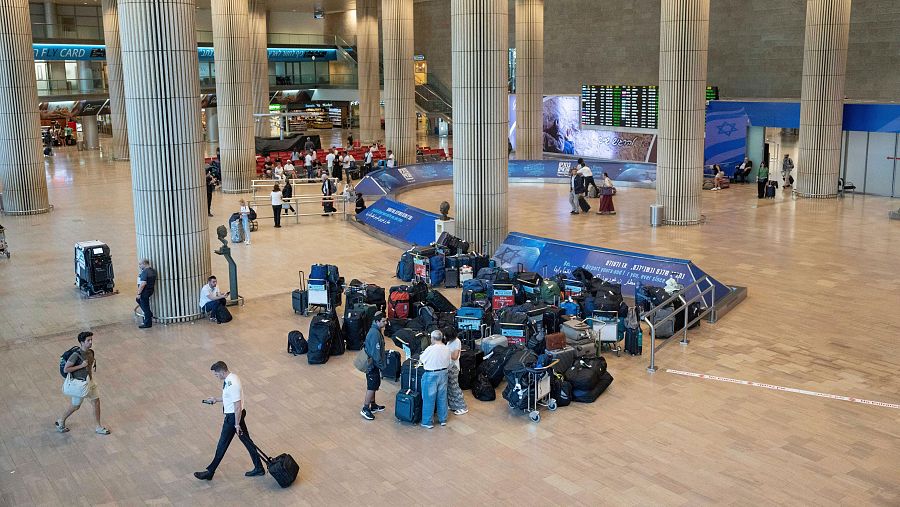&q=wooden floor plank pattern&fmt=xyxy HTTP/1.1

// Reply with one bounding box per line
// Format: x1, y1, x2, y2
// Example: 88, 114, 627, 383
0, 140, 899, 505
